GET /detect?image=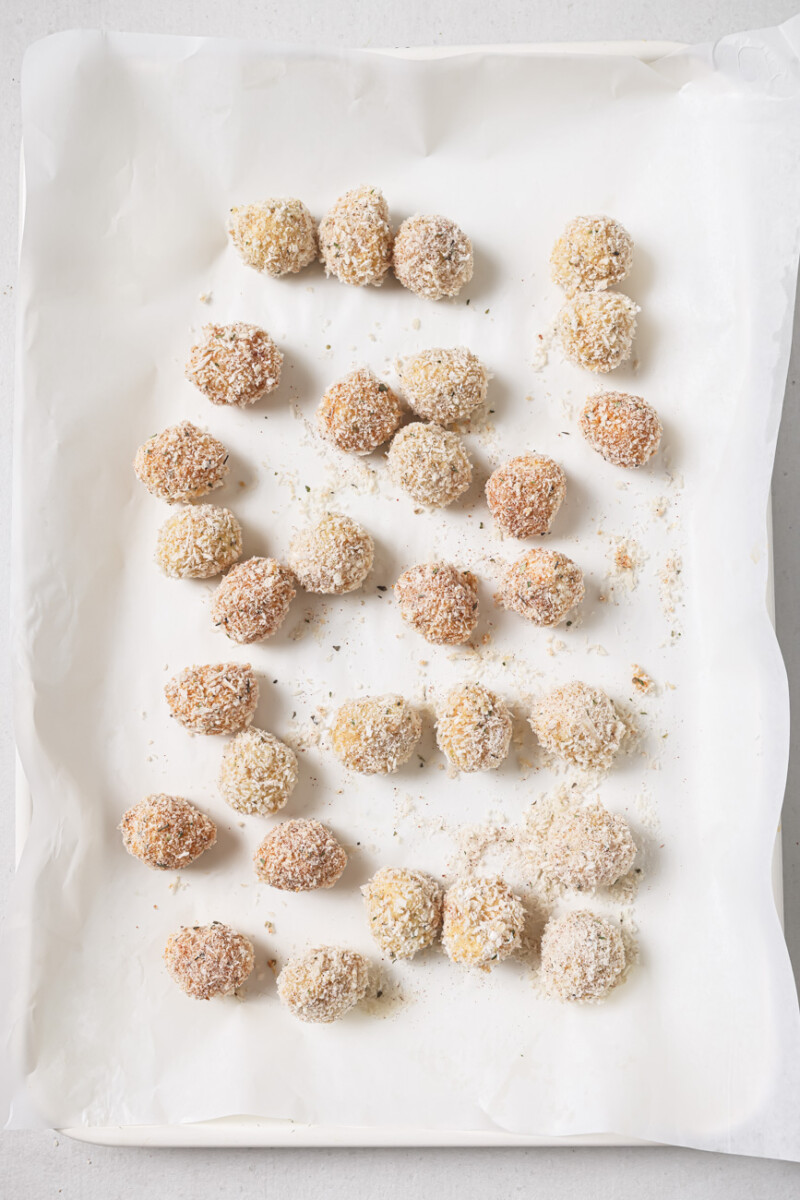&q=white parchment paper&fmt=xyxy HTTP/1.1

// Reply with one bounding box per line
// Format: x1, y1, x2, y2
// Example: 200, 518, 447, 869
7, 21, 800, 1158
